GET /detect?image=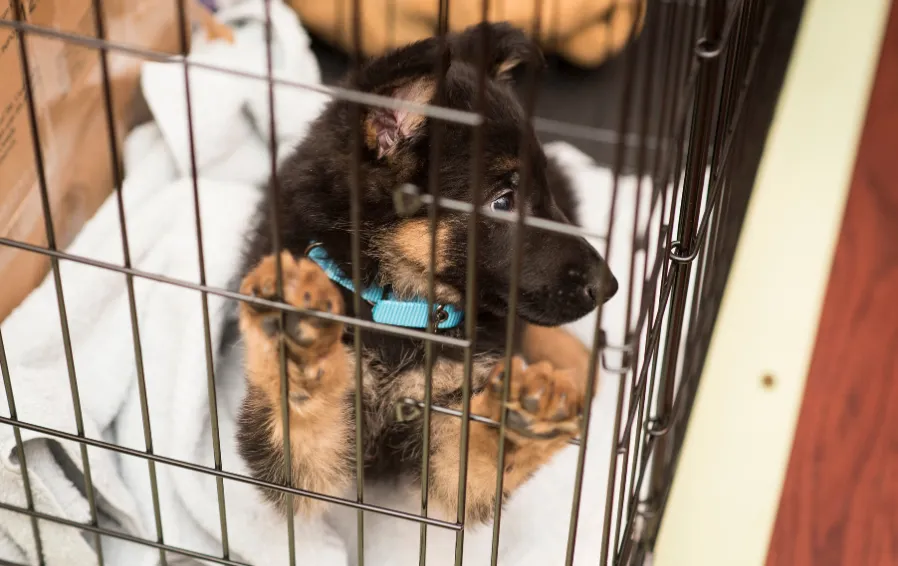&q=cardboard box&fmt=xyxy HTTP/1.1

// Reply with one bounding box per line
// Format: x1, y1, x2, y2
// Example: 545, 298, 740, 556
0, 0, 180, 321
